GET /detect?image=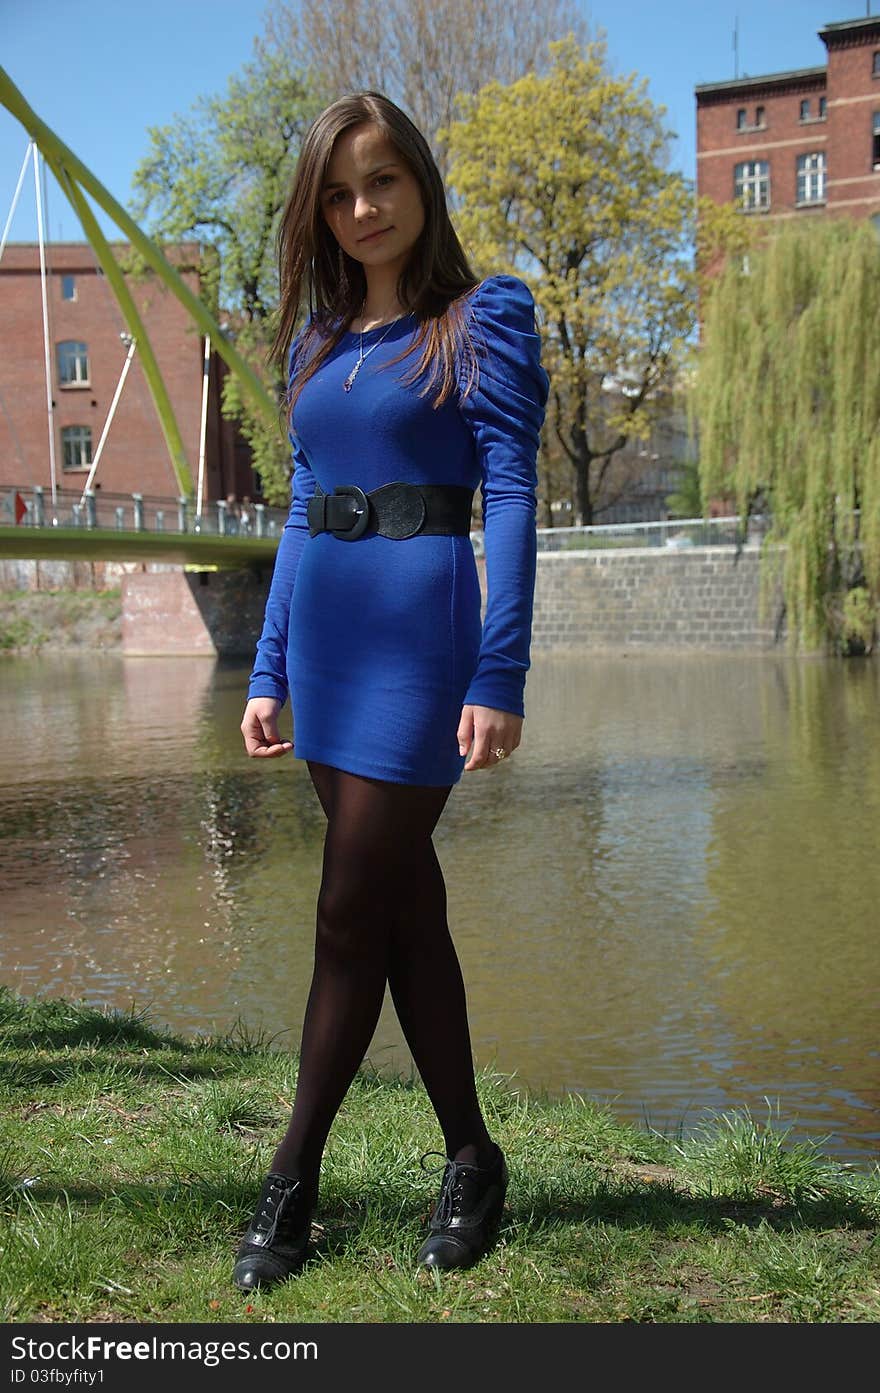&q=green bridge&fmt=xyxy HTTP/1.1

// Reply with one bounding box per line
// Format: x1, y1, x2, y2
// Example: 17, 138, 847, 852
0, 484, 286, 569
0, 525, 280, 569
